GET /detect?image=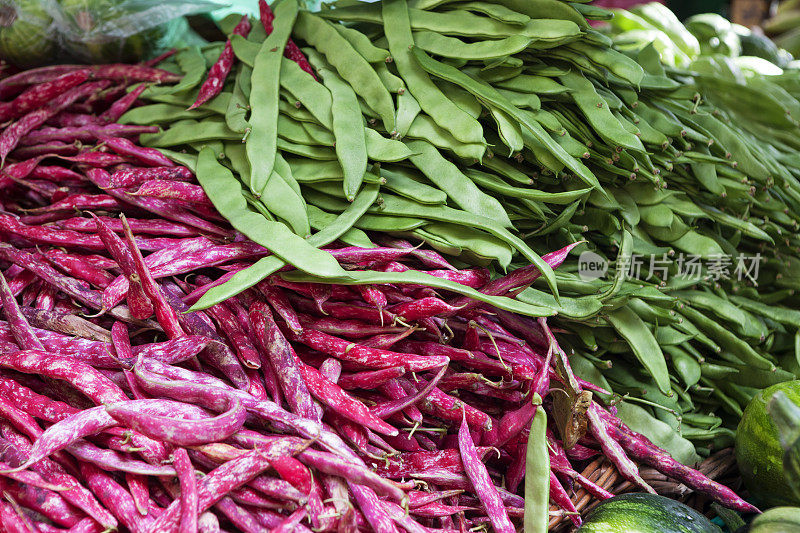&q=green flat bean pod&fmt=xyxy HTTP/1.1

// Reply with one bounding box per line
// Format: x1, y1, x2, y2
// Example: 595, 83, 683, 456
494, 74, 571, 96
295, 11, 396, 132
496, 0, 587, 27
307, 205, 375, 248
383, 0, 485, 145
524, 395, 549, 533
410, 46, 603, 193
489, 105, 524, 155
226, 64, 252, 134
495, 88, 541, 111
277, 138, 338, 160
481, 157, 533, 186
413, 223, 514, 267
405, 114, 486, 160
197, 146, 347, 278
394, 90, 422, 139
119, 104, 214, 125
412, 32, 532, 60
193, 183, 380, 310
605, 306, 671, 394
365, 129, 417, 161
153, 46, 206, 95
248, 0, 298, 196
283, 269, 554, 317
465, 169, 591, 204
268, 154, 310, 234
332, 22, 391, 63
140, 118, 241, 147
380, 166, 447, 204
559, 71, 645, 152
446, 2, 527, 24
370, 192, 559, 294
406, 140, 512, 225
315, 59, 369, 201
